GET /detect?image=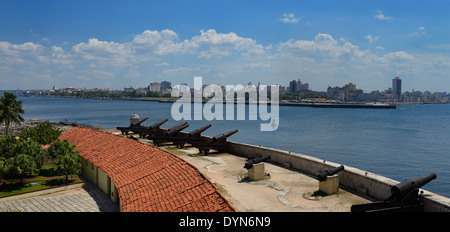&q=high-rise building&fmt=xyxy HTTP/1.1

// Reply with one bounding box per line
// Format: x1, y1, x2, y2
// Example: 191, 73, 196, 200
288, 80, 296, 93
392, 77, 402, 99
161, 81, 171, 90
289, 79, 309, 93
149, 82, 161, 93
296, 79, 309, 92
